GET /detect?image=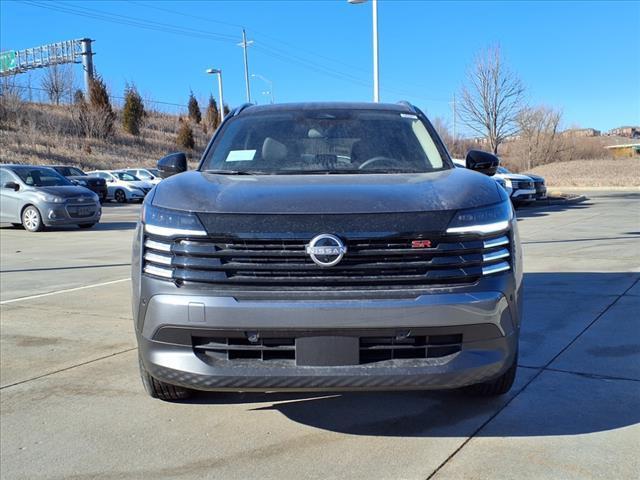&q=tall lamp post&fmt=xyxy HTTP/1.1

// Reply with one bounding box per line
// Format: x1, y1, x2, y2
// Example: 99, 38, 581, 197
205, 68, 225, 124
251, 73, 274, 104
348, 0, 379, 102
